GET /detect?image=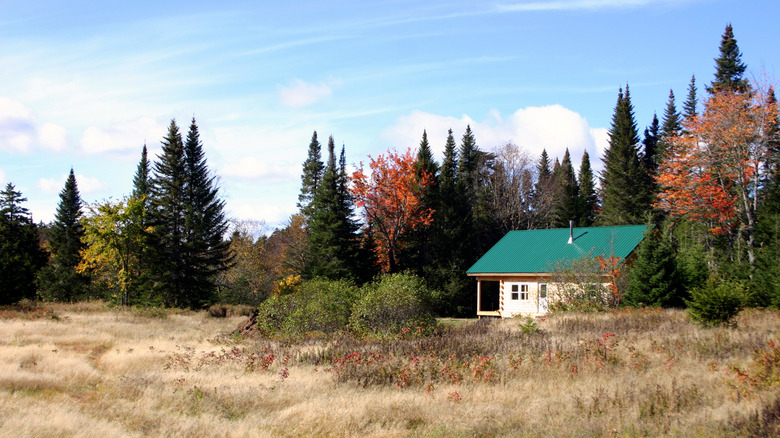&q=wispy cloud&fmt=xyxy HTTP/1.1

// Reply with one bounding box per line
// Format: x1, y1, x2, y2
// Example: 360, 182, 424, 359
496, 0, 684, 12
38, 173, 104, 195
80, 117, 165, 154
278, 79, 334, 108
